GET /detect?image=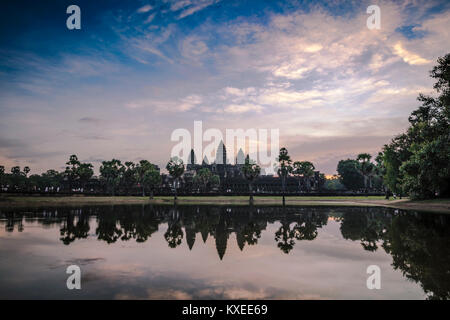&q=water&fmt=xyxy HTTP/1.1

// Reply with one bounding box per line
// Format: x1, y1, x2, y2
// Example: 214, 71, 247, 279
0, 205, 449, 300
